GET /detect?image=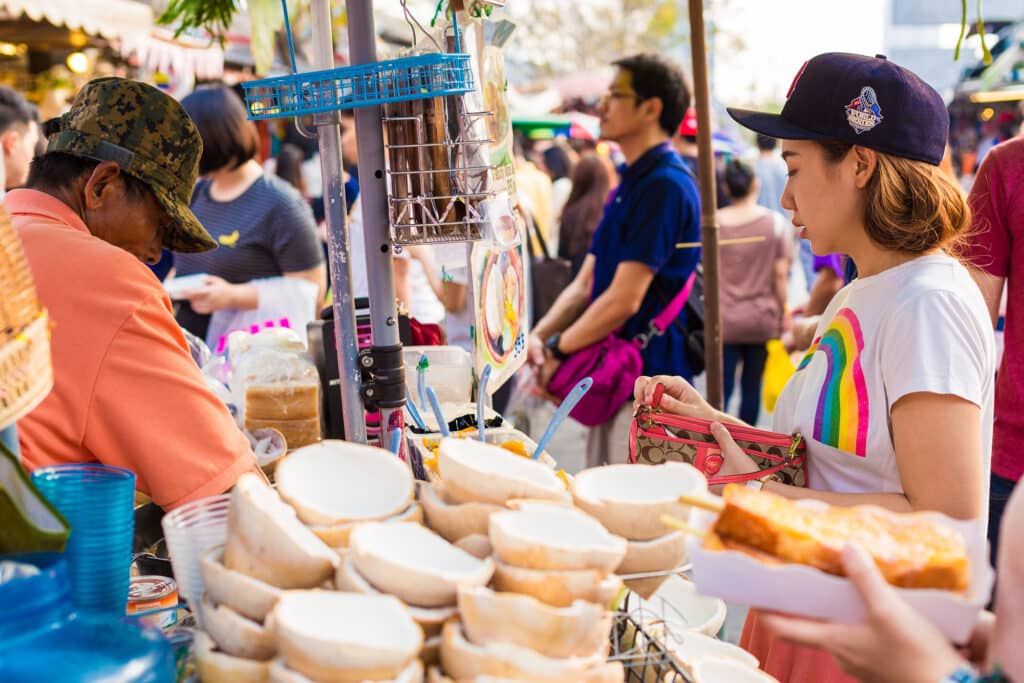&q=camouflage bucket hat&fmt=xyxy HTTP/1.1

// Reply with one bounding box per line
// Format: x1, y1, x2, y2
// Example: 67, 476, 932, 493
46, 77, 217, 253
